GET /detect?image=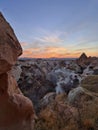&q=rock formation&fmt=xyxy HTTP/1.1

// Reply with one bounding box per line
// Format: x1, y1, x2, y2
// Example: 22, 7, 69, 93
79, 53, 88, 60
77, 53, 98, 70
0, 12, 22, 74
81, 75, 98, 93
0, 12, 34, 130
35, 89, 98, 130
77, 53, 88, 67
16, 58, 98, 130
